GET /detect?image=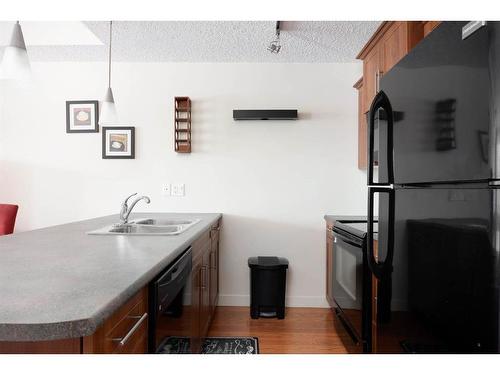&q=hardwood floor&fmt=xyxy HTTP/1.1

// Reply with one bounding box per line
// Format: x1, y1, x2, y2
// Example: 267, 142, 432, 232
207, 306, 362, 354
